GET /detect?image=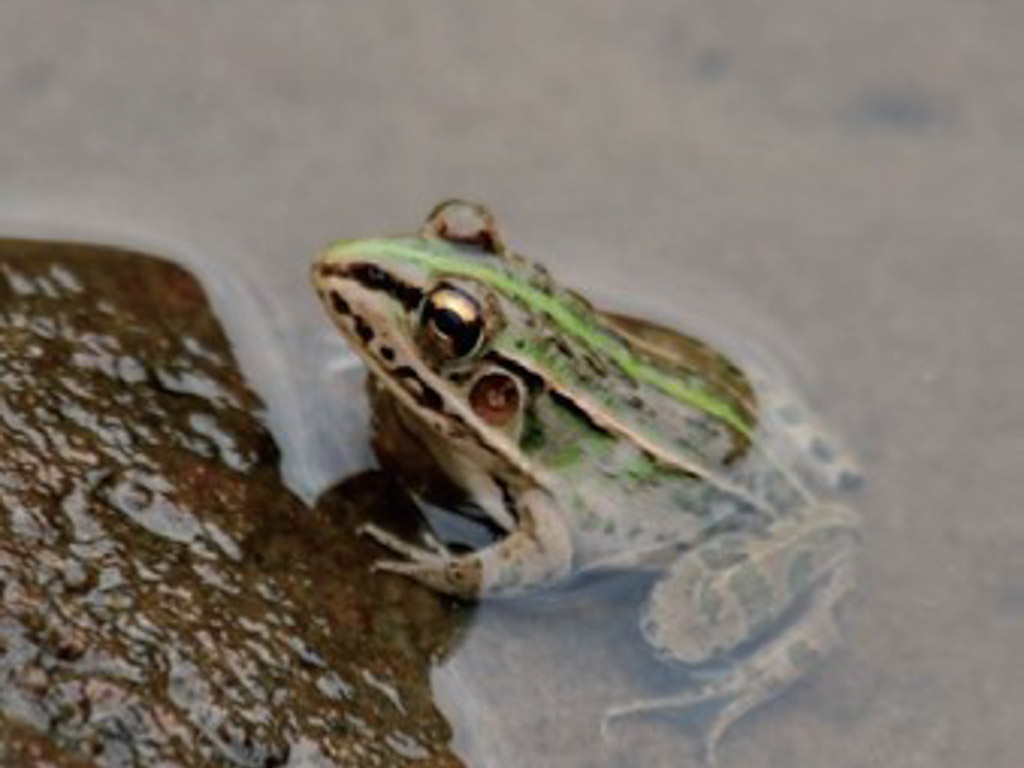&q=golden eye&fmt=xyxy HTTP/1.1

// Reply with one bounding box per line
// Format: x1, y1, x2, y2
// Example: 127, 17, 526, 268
421, 286, 484, 359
